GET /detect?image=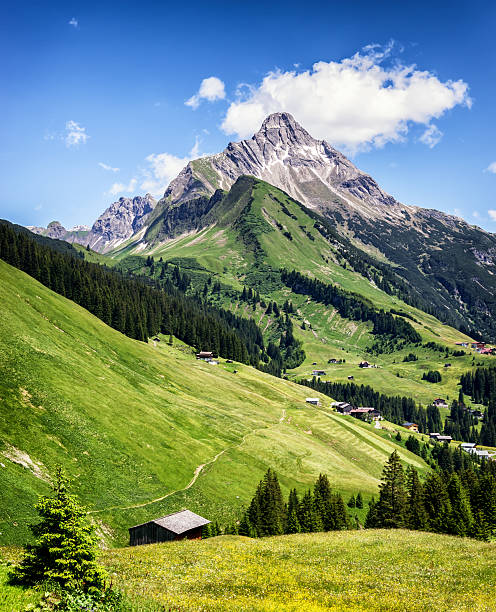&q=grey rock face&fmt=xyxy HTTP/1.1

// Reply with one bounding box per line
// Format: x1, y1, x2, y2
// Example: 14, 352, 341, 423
86, 194, 156, 252
160, 112, 409, 223
27, 195, 156, 253
27, 221, 90, 244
